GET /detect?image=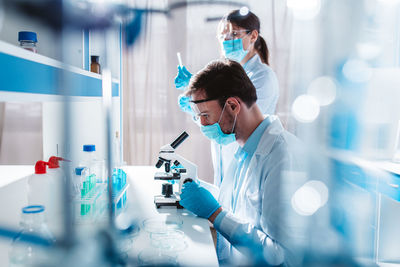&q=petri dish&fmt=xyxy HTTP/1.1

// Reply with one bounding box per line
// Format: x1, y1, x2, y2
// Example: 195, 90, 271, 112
138, 248, 178, 266
142, 217, 183, 233
150, 230, 187, 252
